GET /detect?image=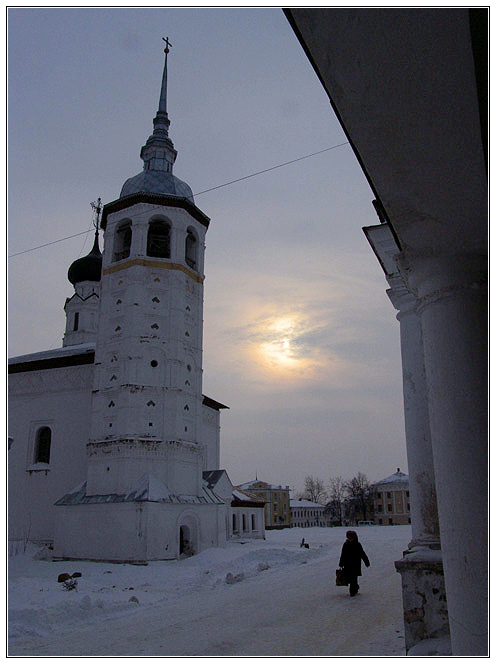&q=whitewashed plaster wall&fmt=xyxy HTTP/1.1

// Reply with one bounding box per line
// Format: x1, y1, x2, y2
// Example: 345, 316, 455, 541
54, 501, 227, 561
8, 364, 94, 544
